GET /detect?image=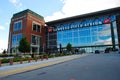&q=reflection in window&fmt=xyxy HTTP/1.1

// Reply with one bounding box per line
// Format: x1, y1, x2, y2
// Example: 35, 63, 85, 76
12, 35, 16, 45
12, 34, 22, 47
57, 23, 113, 47
31, 35, 40, 45
17, 34, 22, 43
13, 21, 22, 31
